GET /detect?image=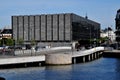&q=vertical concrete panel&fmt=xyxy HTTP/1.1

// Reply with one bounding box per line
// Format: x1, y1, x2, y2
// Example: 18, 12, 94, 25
47, 15, 52, 41
12, 16, 18, 40
18, 16, 23, 40
24, 16, 29, 41
59, 14, 64, 41
41, 15, 46, 41
29, 16, 35, 40
65, 14, 71, 41
35, 15, 40, 41
53, 14, 58, 41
